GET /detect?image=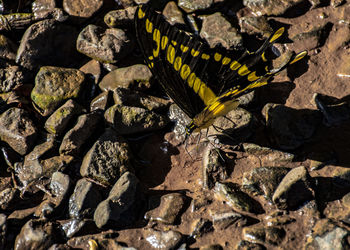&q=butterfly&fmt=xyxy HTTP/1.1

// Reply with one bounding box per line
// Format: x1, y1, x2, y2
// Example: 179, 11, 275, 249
135, 4, 306, 139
